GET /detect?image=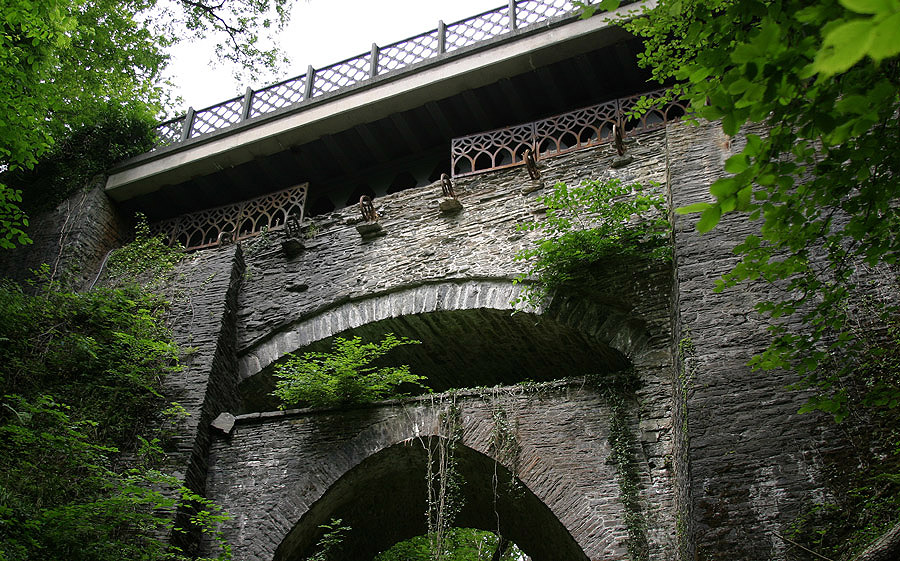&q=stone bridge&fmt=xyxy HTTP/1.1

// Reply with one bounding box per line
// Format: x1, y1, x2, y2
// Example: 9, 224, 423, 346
1, 119, 848, 560
131, 121, 838, 561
